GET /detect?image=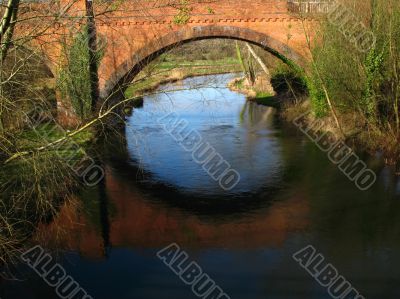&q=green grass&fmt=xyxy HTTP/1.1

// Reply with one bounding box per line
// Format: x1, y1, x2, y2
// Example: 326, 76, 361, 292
125, 78, 159, 98
157, 57, 238, 69
233, 78, 245, 89
255, 91, 273, 98
17, 123, 94, 150
125, 57, 241, 98
254, 92, 280, 108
